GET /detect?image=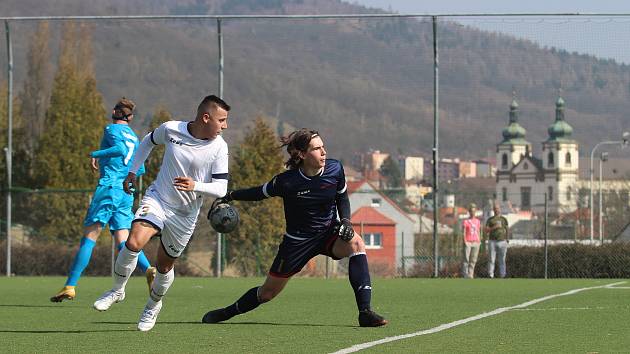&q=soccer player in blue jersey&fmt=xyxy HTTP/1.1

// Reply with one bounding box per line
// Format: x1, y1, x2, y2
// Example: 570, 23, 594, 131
50, 98, 155, 302
202, 129, 388, 327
